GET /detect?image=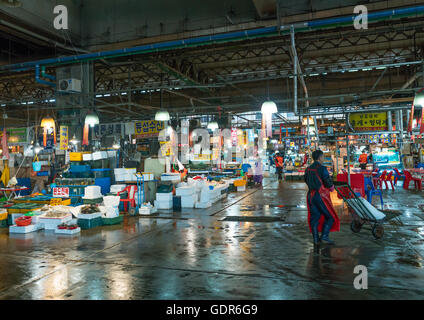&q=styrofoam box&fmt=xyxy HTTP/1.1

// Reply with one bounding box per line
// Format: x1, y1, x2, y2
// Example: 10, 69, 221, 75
237, 185, 246, 192
125, 168, 137, 174
195, 201, 212, 209
78, 212, 102, 220
181, 194, 197, 208
115, 174, 126, 182
154, 200, 173, 210
176, 186, 196, 197
55, 227, 81, 235
11, 213, 24, 223
156, 192, 173, 201
114, 168, 127, 175
9, 224, 42, 234
92, 152, 102, 161
39, 214, 72, 230
110, 184, 126, 193
83, 153, 93, 161
161, 173, 181, 182
107, 151, 117, 158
